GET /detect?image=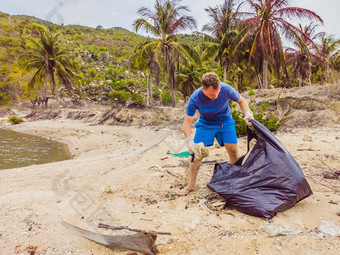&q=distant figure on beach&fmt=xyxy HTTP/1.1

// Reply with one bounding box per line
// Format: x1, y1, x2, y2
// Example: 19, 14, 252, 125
180, 72, 253, 195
